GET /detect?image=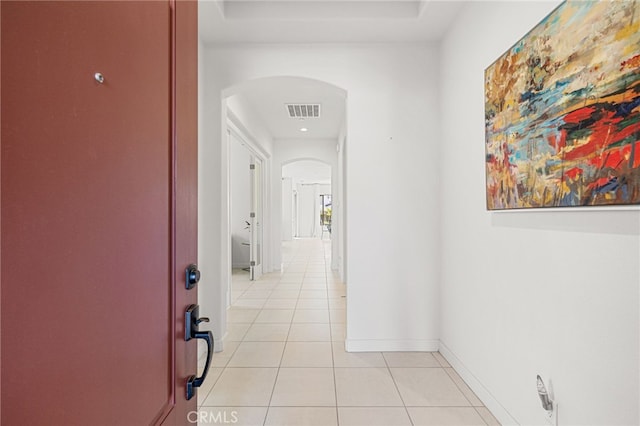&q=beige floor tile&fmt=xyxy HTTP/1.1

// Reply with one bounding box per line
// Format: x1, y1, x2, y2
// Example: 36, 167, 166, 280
476, 407, 501, 425
332, 347, 386, 367
255, 309, 295, 323
196, 367, 224, 407
335, 368, 403, 406
272, 283, 302, 291
196, 407, 268, 426
299, 290, 328, 299
304, 277, 326, 281
227, 342, 285, 367
285, 266, 307, 273
382, 352, 441, 368
233, 299, 267, 309
280, 274, 305, 283
225, 323, 251, 342
281, 342, 333, 367
230, 291, 244, 303
261, 271, 282, 277
265, 407, 338, 426
227, 309, 260, 324
328, 298, 346, 309
243, 323, 291, 342
304, 270, 327, 275
271, 367, 336, 406
241, 290, 273, 299
390, 368, 470, 406
203, 368, 278, 407
331, 324, 346, 342
338, 407, 412, 426
232, 282, 252, 291
329, 309, 346, 323
296, 299, 329, 309
301, 283, 327, 290
209, 341, 240, 368
288, 323, 331, 341
269, 289, 300, 299
263, 298, 298, 309
327, 289, 345, 298
433, 351, 451, 367
250, 281, 279, 290
293, 309, 330, 323
407, 407, 486, 426
445, 368, 483, 406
